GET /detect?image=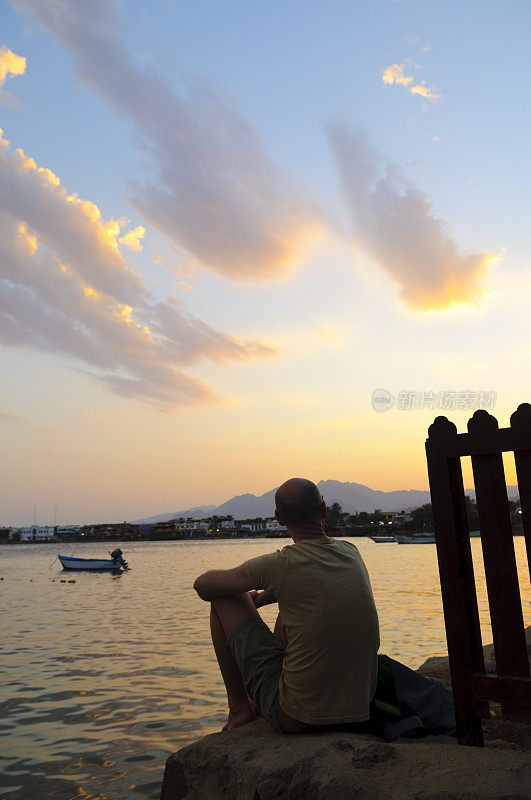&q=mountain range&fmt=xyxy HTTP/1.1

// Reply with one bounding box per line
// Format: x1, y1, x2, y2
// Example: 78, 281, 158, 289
133, 479, 519, 524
